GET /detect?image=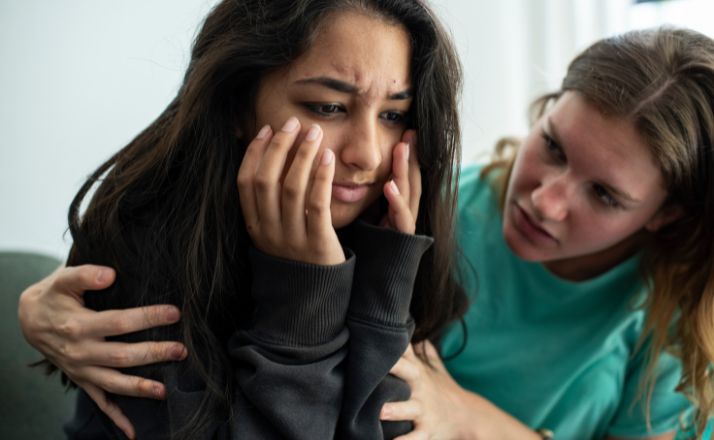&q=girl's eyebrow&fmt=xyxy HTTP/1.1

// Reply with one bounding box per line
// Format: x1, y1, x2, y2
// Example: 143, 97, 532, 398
294, 76, 412, 100
544, 117, 641, 204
